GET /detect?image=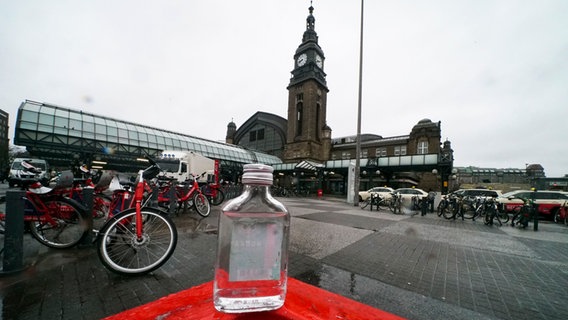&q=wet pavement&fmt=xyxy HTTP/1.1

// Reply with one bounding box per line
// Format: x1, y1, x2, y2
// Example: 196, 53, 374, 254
1, 195, 568, 320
